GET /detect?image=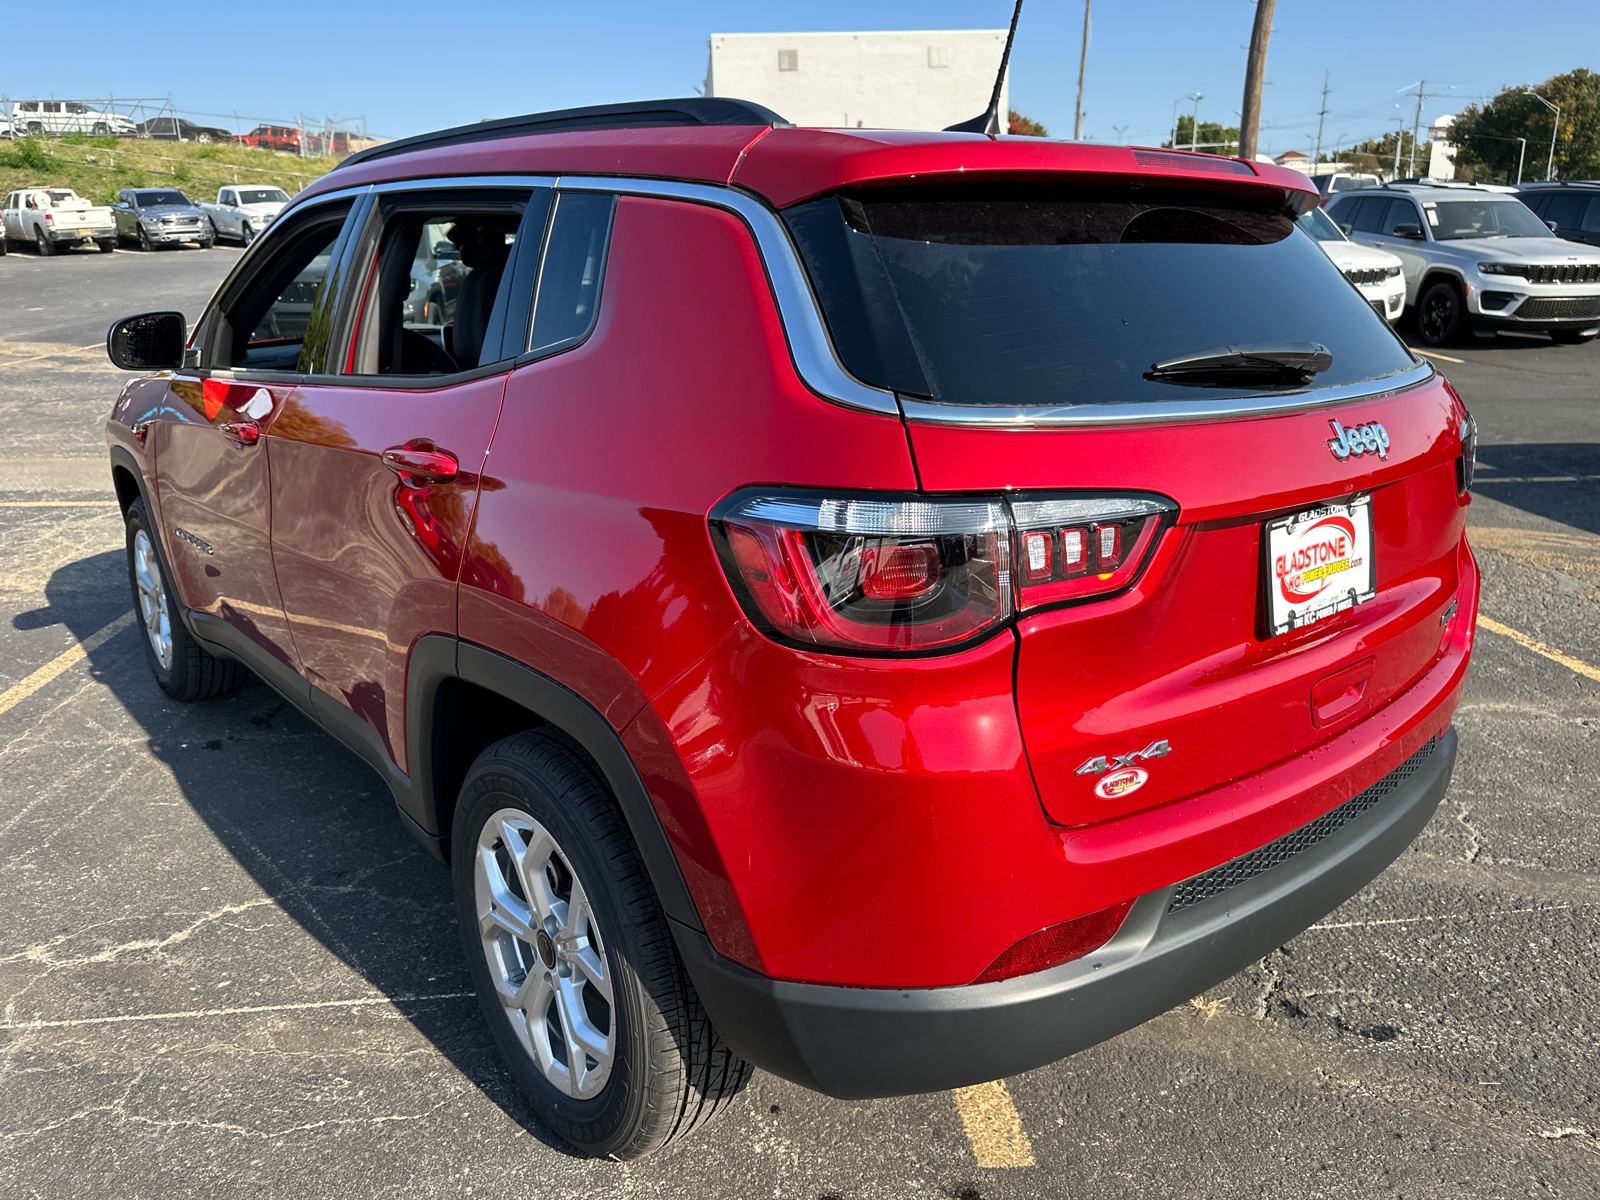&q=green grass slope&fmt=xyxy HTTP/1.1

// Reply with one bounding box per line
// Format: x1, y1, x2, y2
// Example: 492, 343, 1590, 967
0, 135, 341, 205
